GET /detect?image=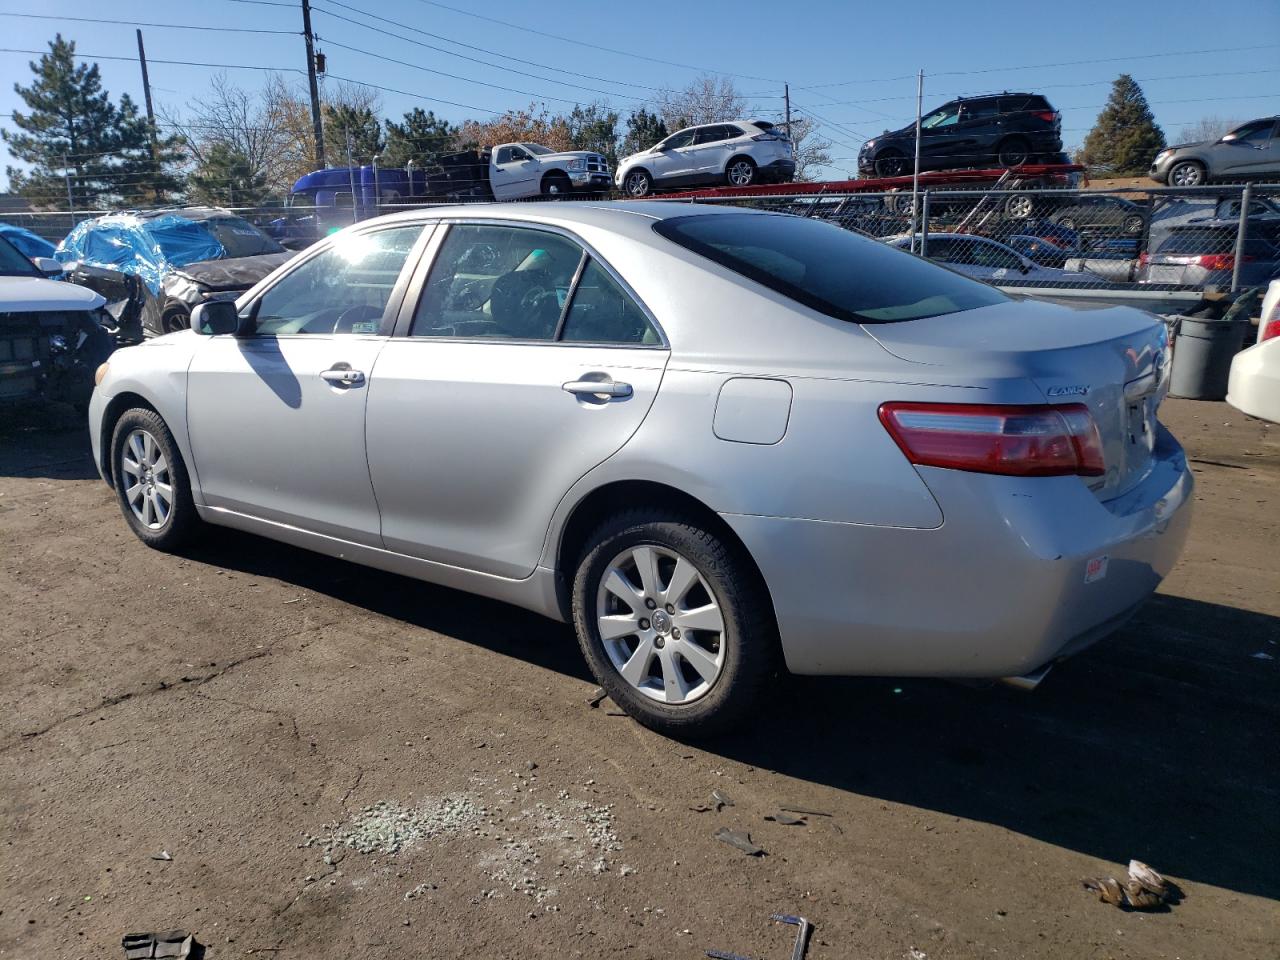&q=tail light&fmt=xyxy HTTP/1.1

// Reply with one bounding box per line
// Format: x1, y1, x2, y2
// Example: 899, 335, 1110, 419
879, 402, 1105, 478
1262, 320, 1280, 341
1033, 110, 1059, 124
752, 133, 788, 142
1138, 252, 1149, 266
1196, 253, 1254, 270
